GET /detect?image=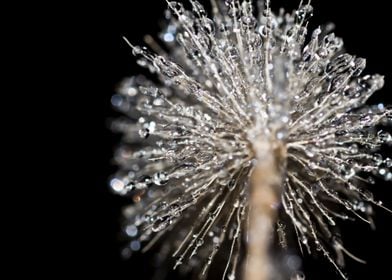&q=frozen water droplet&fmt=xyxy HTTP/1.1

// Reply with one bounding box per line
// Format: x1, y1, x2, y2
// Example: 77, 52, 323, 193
258, 25, 268, 37
139, 128, 150, 139
111, 94, 123, 108
132, 46, 142, 56
373, 153, 383, 166
144, 121, 156, 133
202, 18, 215, 35
126, 181, 135, 192
141, 176, 153, 187
110, 178, 125, 194
191, 0, 206, 15
305, 146, 316, 158
163, 32, 175, 42
135, 182, 146, 190
153, 172, 169, 185
227, 179, 237, 190
378, 130, 392, 144
121, 247, 132, 259
169, 1, 185, 14
352, 58, 366, 76
309, 161, 318, 170
276, 128, 287, 140
130, 240, 141, 251
125, 225, 138, 237
379, 168, 387, 176
152, 216, 172, 232
153, 98, 164, 106
341, 165, 355, 179
367, 176, 376, 185
241, 15, 256, 27
349, 144, 358, 154
384, 158, 392, 168
295, 4, 313, 23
